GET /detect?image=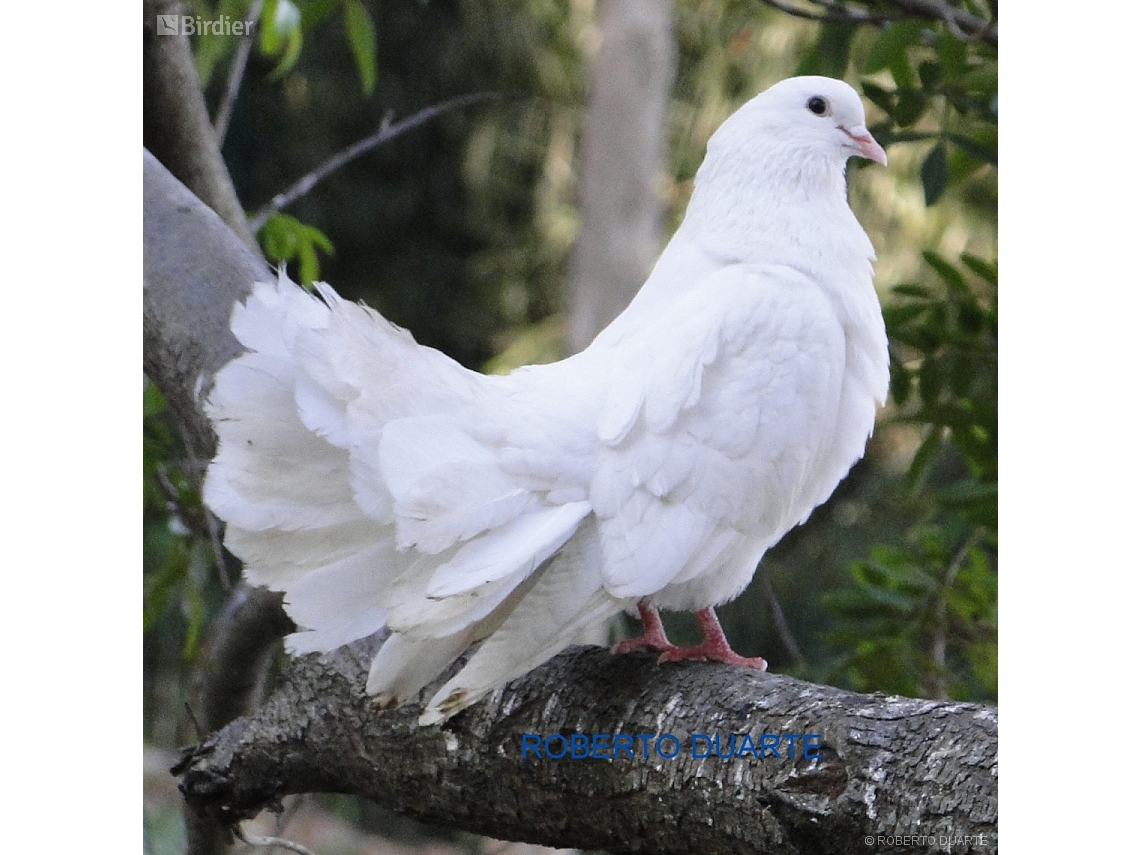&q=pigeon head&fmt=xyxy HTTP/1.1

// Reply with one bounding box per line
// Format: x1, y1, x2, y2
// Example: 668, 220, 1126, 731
736, 76, 887, 166
701, 76, 887, 179
682, 76, 884, 268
